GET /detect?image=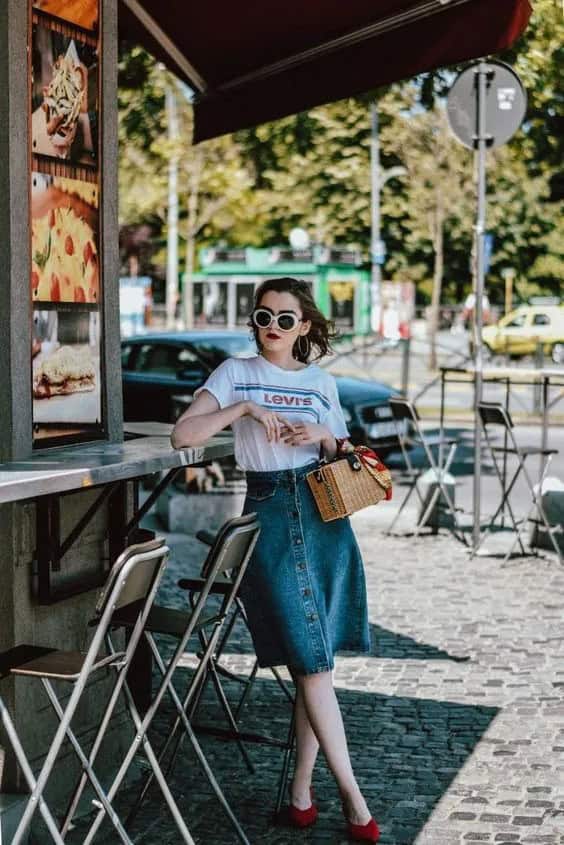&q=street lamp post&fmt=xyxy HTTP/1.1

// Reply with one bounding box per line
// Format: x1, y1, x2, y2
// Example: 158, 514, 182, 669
370, 100, 406, 334
165, 83, 179, 330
